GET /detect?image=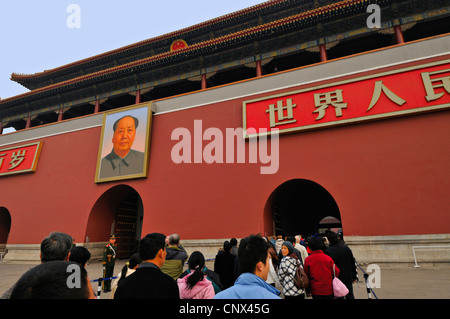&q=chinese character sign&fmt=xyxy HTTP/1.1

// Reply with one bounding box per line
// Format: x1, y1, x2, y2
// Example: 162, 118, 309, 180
243, 60, 450, 137
0, 142, 43, 177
